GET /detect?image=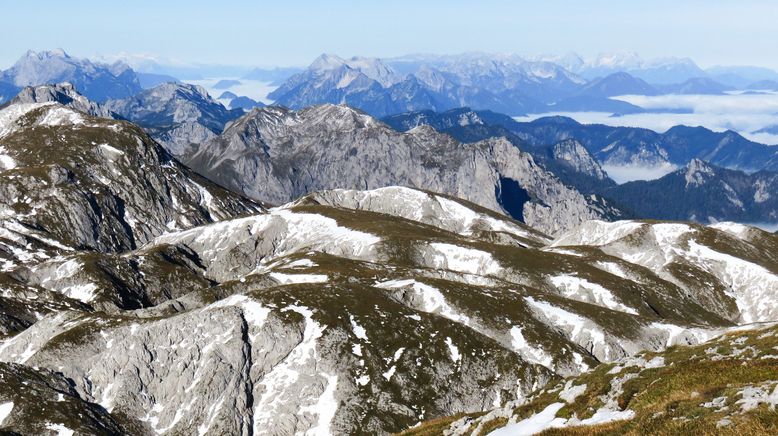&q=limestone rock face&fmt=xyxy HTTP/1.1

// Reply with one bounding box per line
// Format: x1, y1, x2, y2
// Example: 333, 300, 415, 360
7, 83, 115, 118
185, 104, 622, 235
105, 82, 243, 155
